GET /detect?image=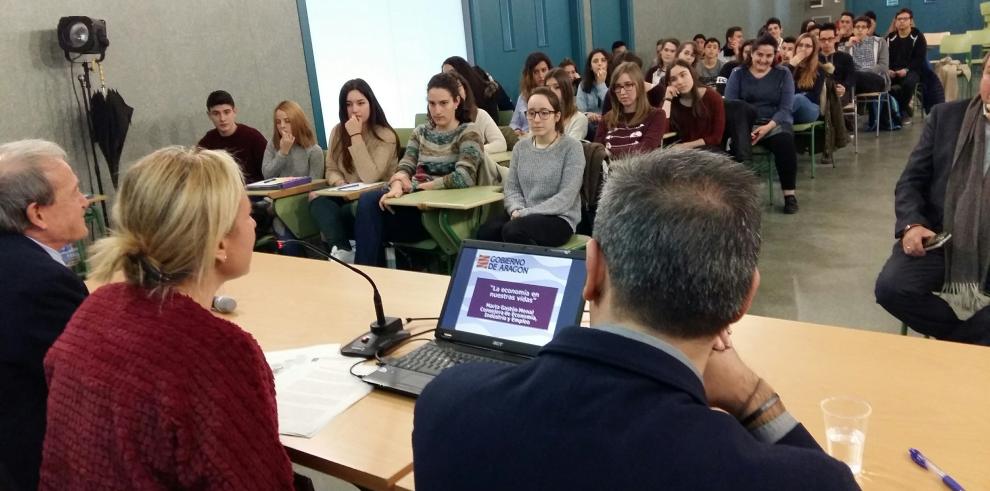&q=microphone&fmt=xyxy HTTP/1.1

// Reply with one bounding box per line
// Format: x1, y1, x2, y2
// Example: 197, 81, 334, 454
276, 239, 410, 358
211, 295, 237, 314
